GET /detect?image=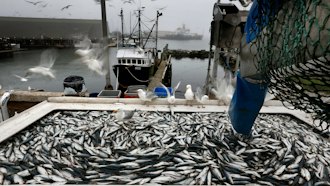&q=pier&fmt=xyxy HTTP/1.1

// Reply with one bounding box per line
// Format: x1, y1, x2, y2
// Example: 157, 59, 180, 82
168, 49, 211, 59
8, 37, 76, 49
0, 49, 14, 58
0, 16, 104, 50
